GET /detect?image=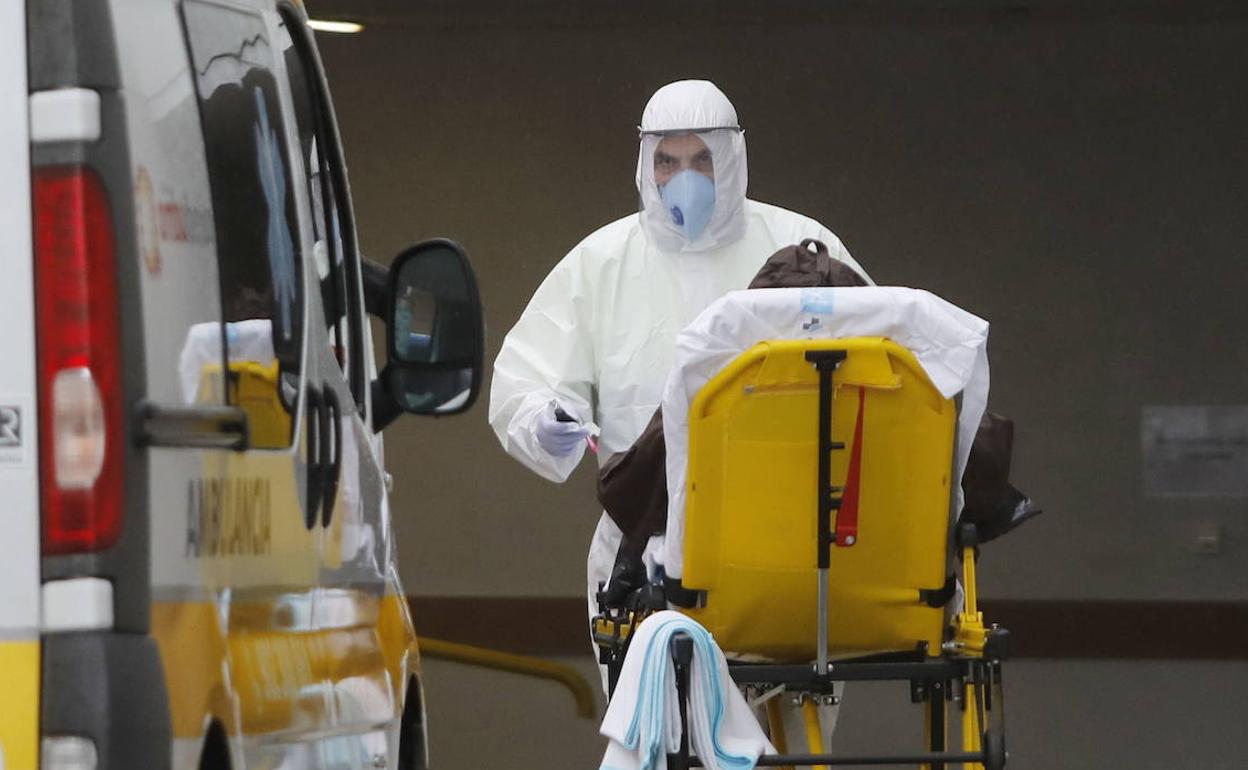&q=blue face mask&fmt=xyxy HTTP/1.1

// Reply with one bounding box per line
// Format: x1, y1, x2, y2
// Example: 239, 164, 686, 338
659, 170, 715, 242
